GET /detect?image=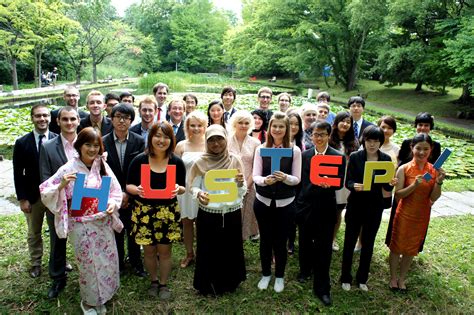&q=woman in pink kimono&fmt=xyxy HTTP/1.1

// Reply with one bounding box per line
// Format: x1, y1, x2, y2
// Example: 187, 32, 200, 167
40, 127, 123, 315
